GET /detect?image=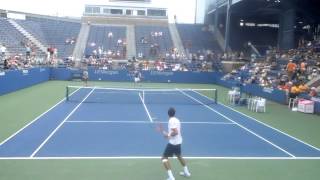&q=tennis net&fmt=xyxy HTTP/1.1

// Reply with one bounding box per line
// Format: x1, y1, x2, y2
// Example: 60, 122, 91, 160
66, 86, 218, 105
